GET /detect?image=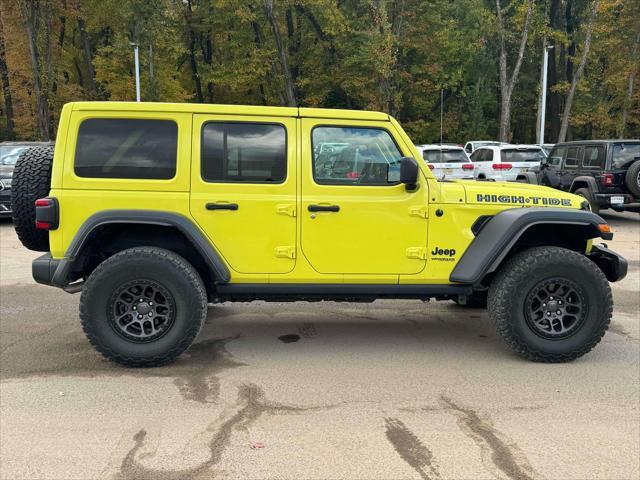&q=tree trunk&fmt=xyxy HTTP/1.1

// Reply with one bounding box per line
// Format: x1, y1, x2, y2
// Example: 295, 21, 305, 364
264, 0, 297, 107
619, 29, 640, 138
78, 17, 97, 95
558, 0, 599, 143
0, 9, 15, 139
185, 1, 203, 103
536, 2, 549, 144
19, 0, 51, 140
496, 0, 534, 142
